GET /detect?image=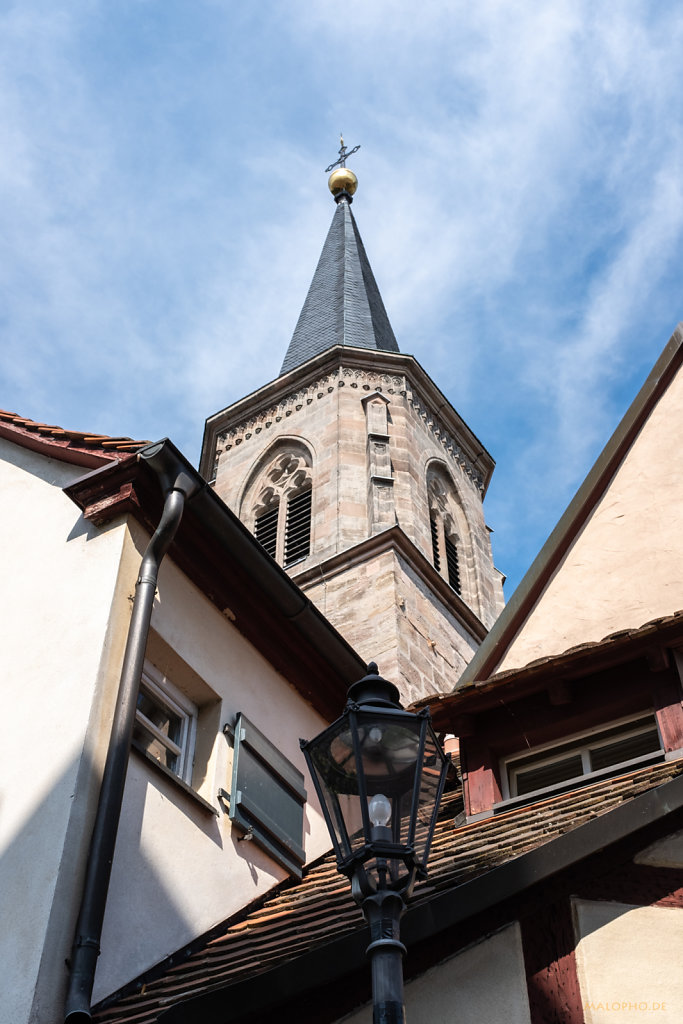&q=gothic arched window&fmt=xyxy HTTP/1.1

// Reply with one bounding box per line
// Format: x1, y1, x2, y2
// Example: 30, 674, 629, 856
427, 466, 470, 600
248, 448, 313, 568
